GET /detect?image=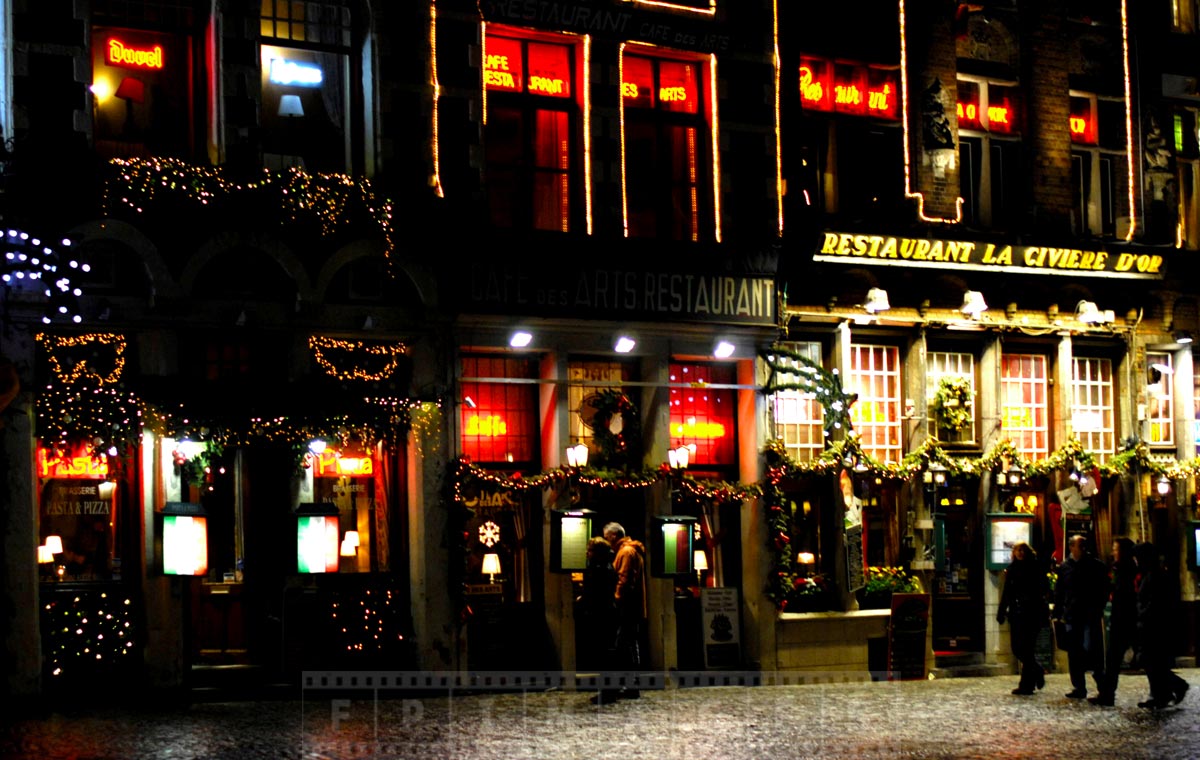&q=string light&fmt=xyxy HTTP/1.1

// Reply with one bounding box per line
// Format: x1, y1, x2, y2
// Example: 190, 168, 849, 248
36, 333, 127, 385
43, 592, 135, 680
308, 336, 409, 382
